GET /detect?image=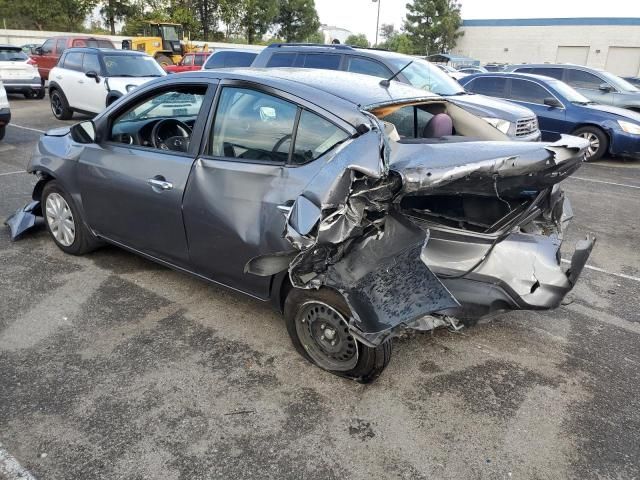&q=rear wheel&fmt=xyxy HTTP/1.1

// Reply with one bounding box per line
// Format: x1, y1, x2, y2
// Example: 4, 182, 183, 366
42, 180, 99, 255
0, 125, 5, 141
155, 54, 173, 67
573, 126, 608, 161
50, 89, 73, 120
284, 288, 392, 383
